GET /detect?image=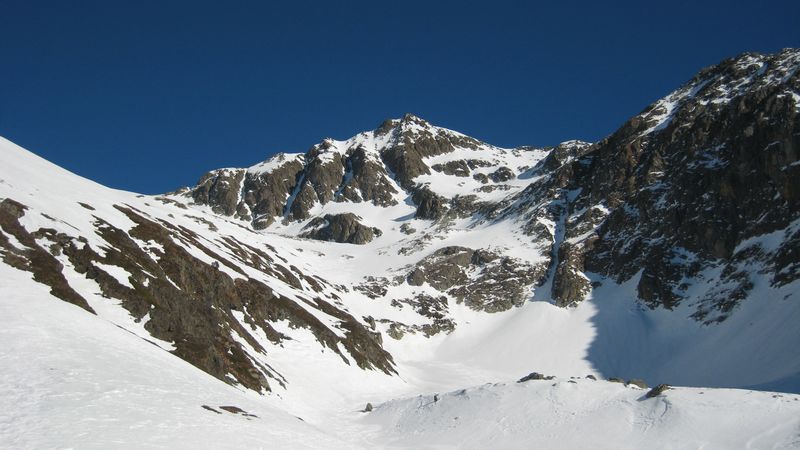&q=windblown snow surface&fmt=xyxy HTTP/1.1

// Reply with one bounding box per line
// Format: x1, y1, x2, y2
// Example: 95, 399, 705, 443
2, 135, 800, 449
